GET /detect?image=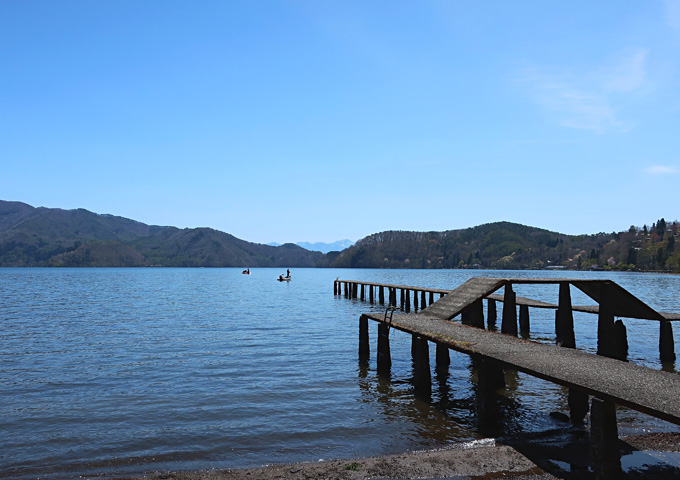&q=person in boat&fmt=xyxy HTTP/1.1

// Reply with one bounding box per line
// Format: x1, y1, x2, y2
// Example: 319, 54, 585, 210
286, 269, 290, 278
